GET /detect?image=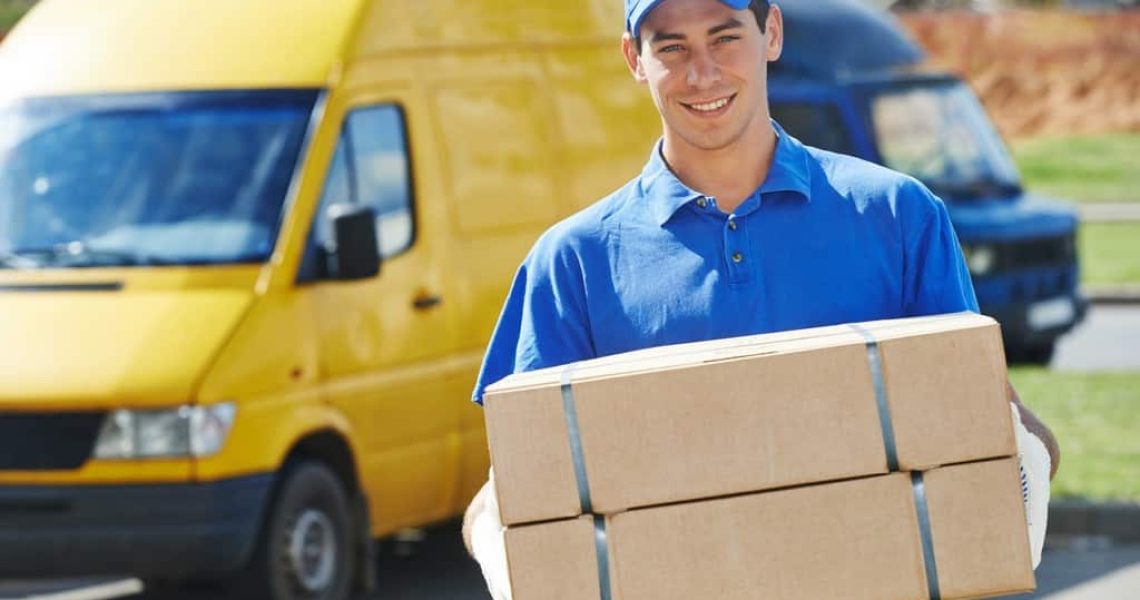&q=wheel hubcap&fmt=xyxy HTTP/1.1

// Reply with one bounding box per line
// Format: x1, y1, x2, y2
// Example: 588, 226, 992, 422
286, 509, 337, 593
